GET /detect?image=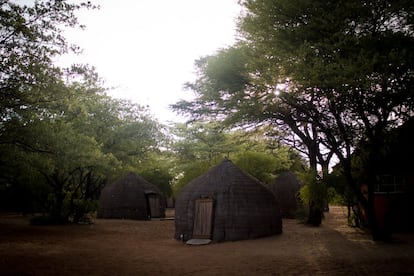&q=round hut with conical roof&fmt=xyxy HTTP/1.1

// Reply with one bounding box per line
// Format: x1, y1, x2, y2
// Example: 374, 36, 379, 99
98, 172, 165, 220
270, 171, 302, 219
175, 159, 282, 242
